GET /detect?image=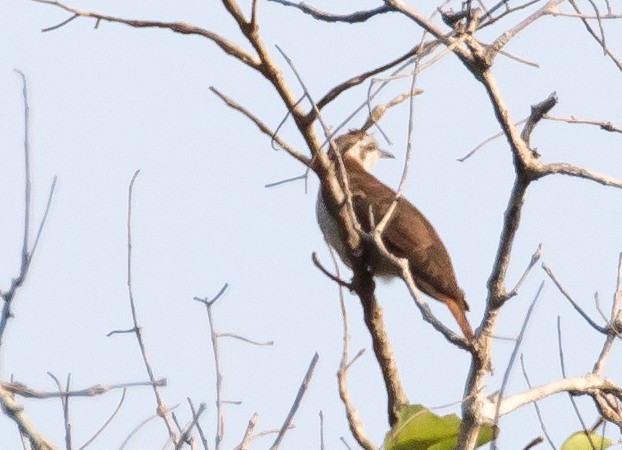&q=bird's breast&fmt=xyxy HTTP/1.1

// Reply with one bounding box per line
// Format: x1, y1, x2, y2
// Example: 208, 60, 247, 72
316, 191, 400, 278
